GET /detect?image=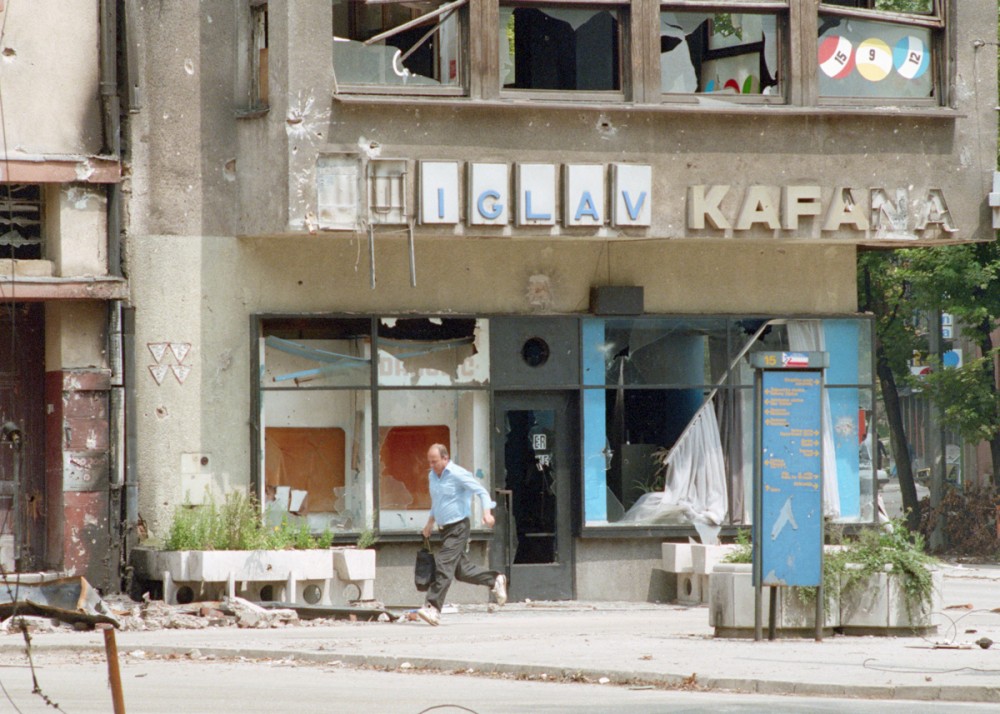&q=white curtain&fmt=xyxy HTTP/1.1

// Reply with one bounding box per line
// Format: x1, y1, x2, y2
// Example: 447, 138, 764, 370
621, 403, 728, 527
787, 320, 841, 519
